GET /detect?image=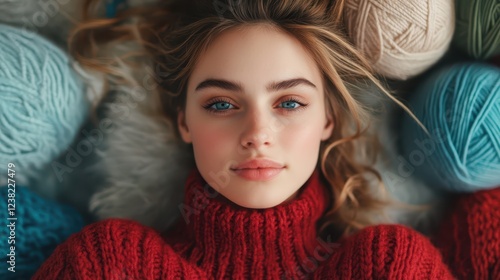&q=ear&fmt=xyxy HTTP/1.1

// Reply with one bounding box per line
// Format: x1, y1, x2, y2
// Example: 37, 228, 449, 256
321, 112, 334, 141
177, 110, 192, 143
